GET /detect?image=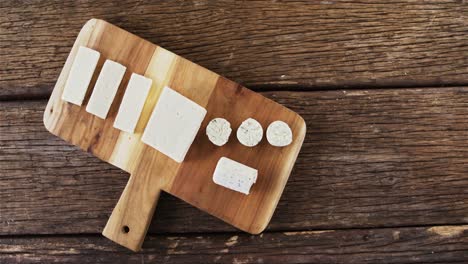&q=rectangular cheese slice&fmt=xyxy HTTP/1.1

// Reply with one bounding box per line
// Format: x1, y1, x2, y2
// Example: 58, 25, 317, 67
86, 60, 126, 119
113, 73, 152, 133
213, 157, 258, 195
62, 46, 100, 105
141, 86, 206, 163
